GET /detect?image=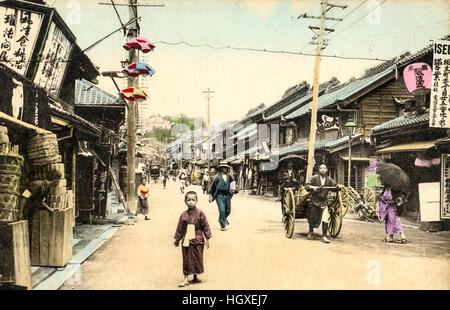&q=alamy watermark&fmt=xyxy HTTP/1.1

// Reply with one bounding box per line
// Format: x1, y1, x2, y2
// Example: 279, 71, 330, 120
366, 260, 381, 285
366, 0, 382, 25
66, 0, 81, 25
